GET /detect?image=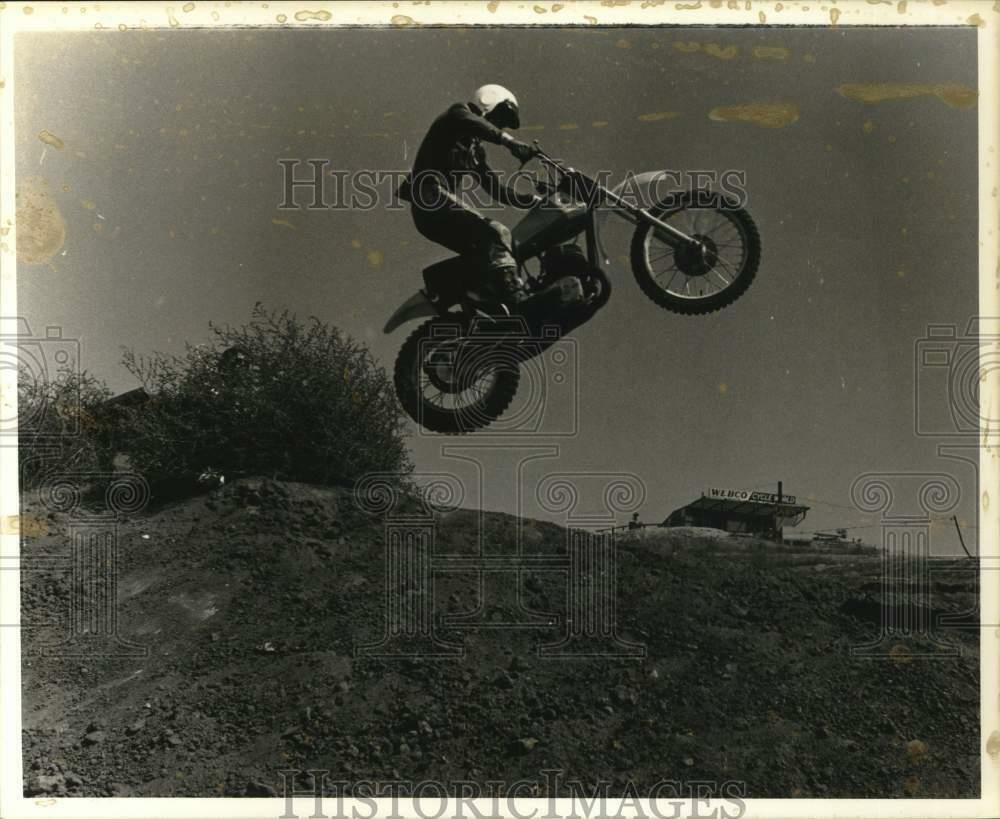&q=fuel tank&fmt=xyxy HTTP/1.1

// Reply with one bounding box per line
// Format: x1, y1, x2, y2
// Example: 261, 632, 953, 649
512, 194, 590, 261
